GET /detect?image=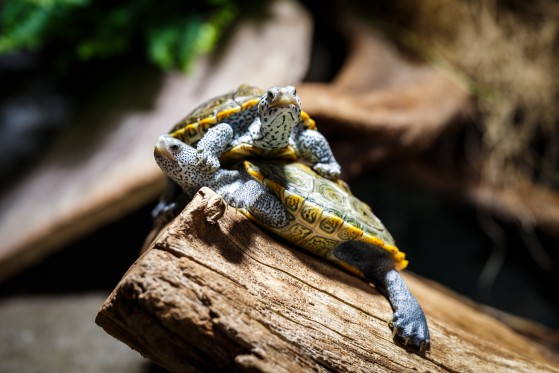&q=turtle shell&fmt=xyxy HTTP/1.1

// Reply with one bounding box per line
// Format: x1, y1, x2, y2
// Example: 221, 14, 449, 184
168, 84, 317, 152
243, 161, 408, 271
